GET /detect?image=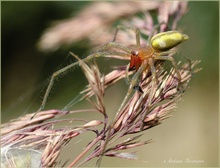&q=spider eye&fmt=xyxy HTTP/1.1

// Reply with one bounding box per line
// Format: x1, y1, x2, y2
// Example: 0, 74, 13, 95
131, 50, 139, 56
